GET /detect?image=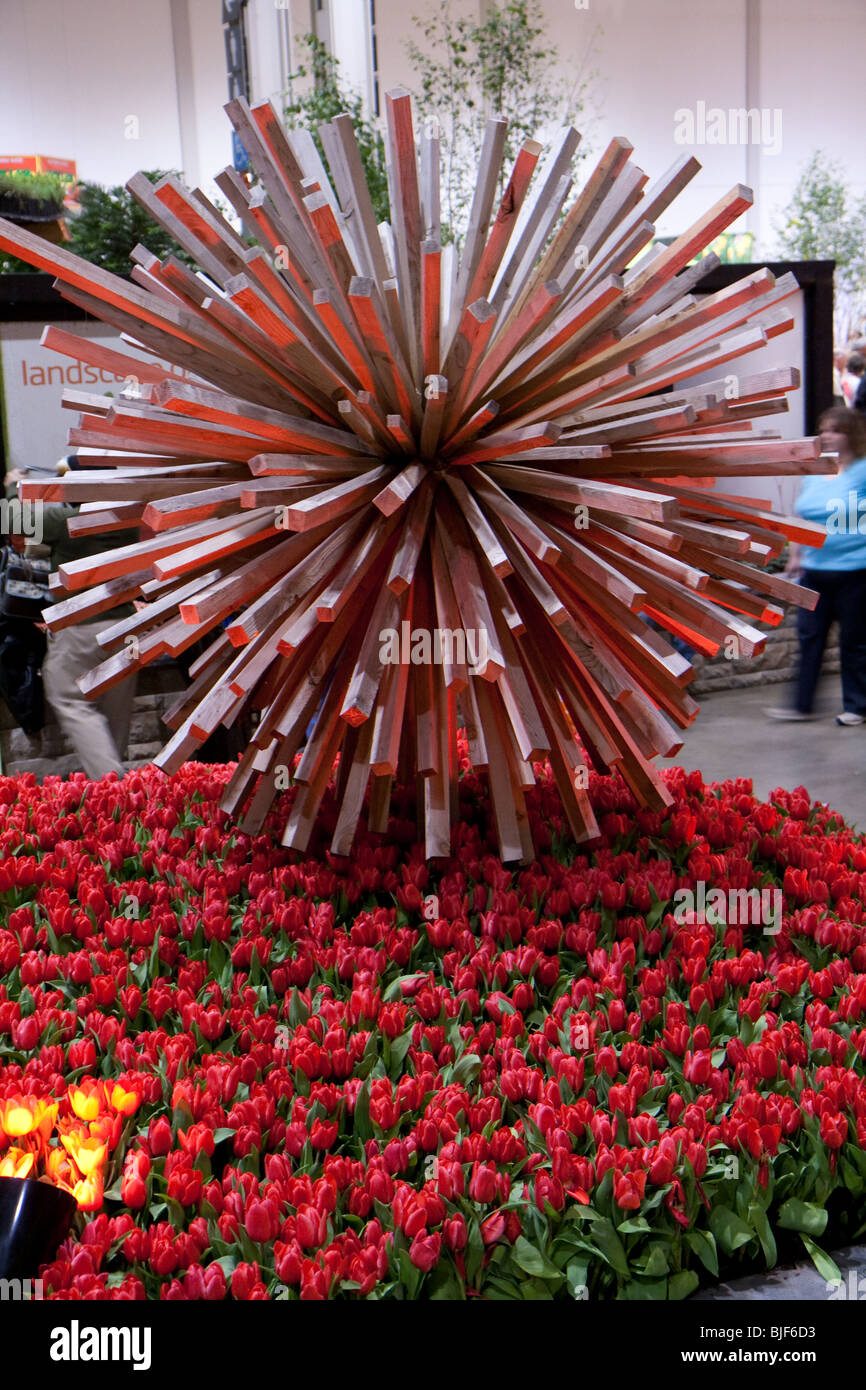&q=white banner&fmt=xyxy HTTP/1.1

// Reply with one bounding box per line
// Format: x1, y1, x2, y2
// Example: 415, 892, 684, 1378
0, 319, 191, 473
